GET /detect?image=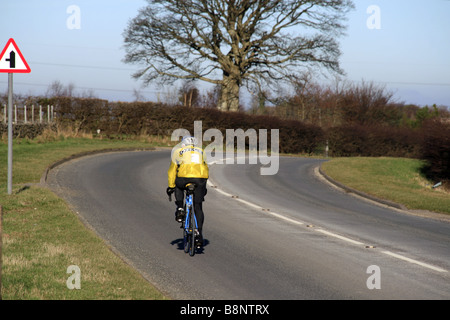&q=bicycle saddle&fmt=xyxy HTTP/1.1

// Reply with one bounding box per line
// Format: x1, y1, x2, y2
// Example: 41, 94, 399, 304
185, 183, 196, 193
